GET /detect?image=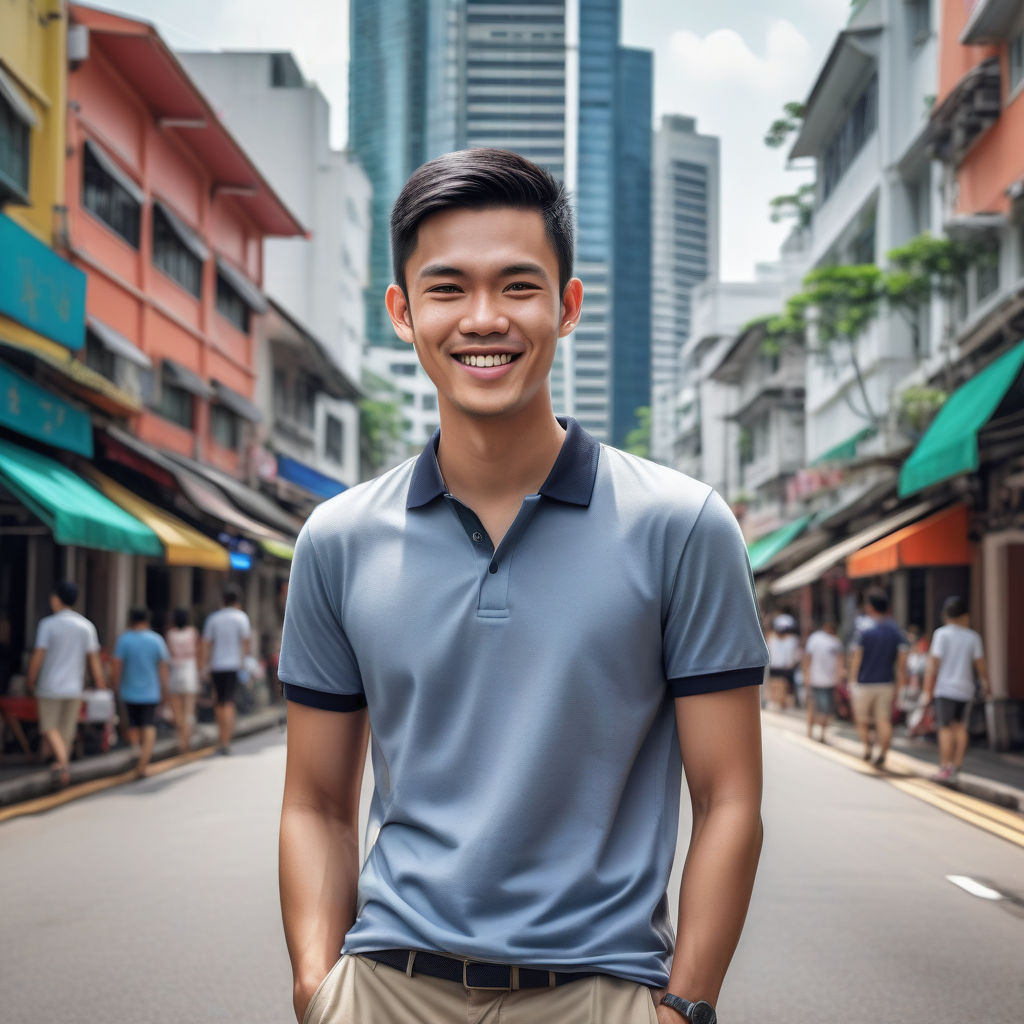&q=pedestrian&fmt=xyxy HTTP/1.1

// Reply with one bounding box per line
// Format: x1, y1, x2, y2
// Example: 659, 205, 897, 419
847, 589, 908, 769
766, 612, 801, 711
166, 607, 200, 753
802, 620, 845, 742
278, 149, 767, 1024
923, 596, 990, 783
200, 584, 251, 755
111, 607, 170, 779
25, 581, 106, 787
